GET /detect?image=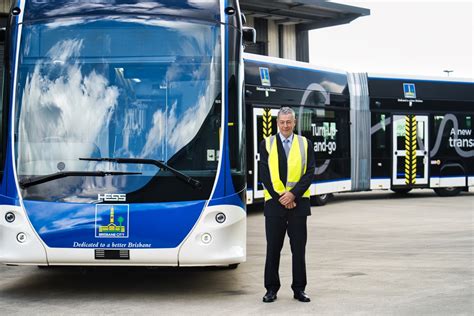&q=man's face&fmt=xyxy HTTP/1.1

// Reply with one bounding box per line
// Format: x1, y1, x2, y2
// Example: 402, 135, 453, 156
277, 113, 296, 138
